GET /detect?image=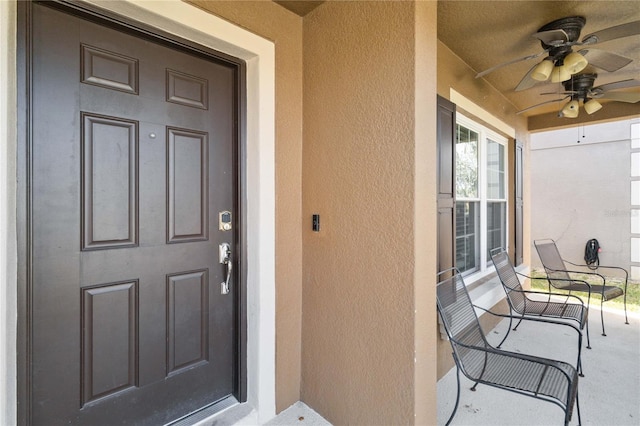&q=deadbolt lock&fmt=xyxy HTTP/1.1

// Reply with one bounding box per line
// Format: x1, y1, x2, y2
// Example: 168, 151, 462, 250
219, 211, 232, 231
